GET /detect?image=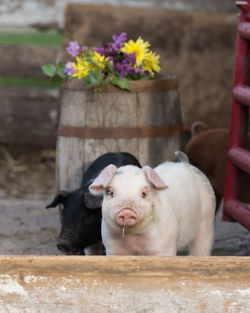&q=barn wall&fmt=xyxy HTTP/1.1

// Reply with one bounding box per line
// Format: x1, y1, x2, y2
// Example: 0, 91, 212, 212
0, 0, 238, 147
0, 0, 236, 30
